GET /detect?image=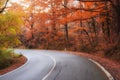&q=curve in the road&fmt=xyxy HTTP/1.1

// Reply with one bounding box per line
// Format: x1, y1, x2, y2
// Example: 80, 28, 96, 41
41, 54, 56, 80
0, 49, 114, 80
0, 52, 30, 77
89, 59, 114, 80
0, 50, 55, 80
